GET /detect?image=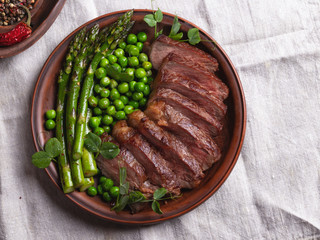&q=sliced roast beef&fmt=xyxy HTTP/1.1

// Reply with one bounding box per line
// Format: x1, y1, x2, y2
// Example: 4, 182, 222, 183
97, 134, 157, 194
149, 88, 223, 136
112, 120, 181, 195
145, 101, 222, 170
157, 53, 228, 101
127, 110, 204, 187
153, 55, 227, 119
150, 35, 219, 74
